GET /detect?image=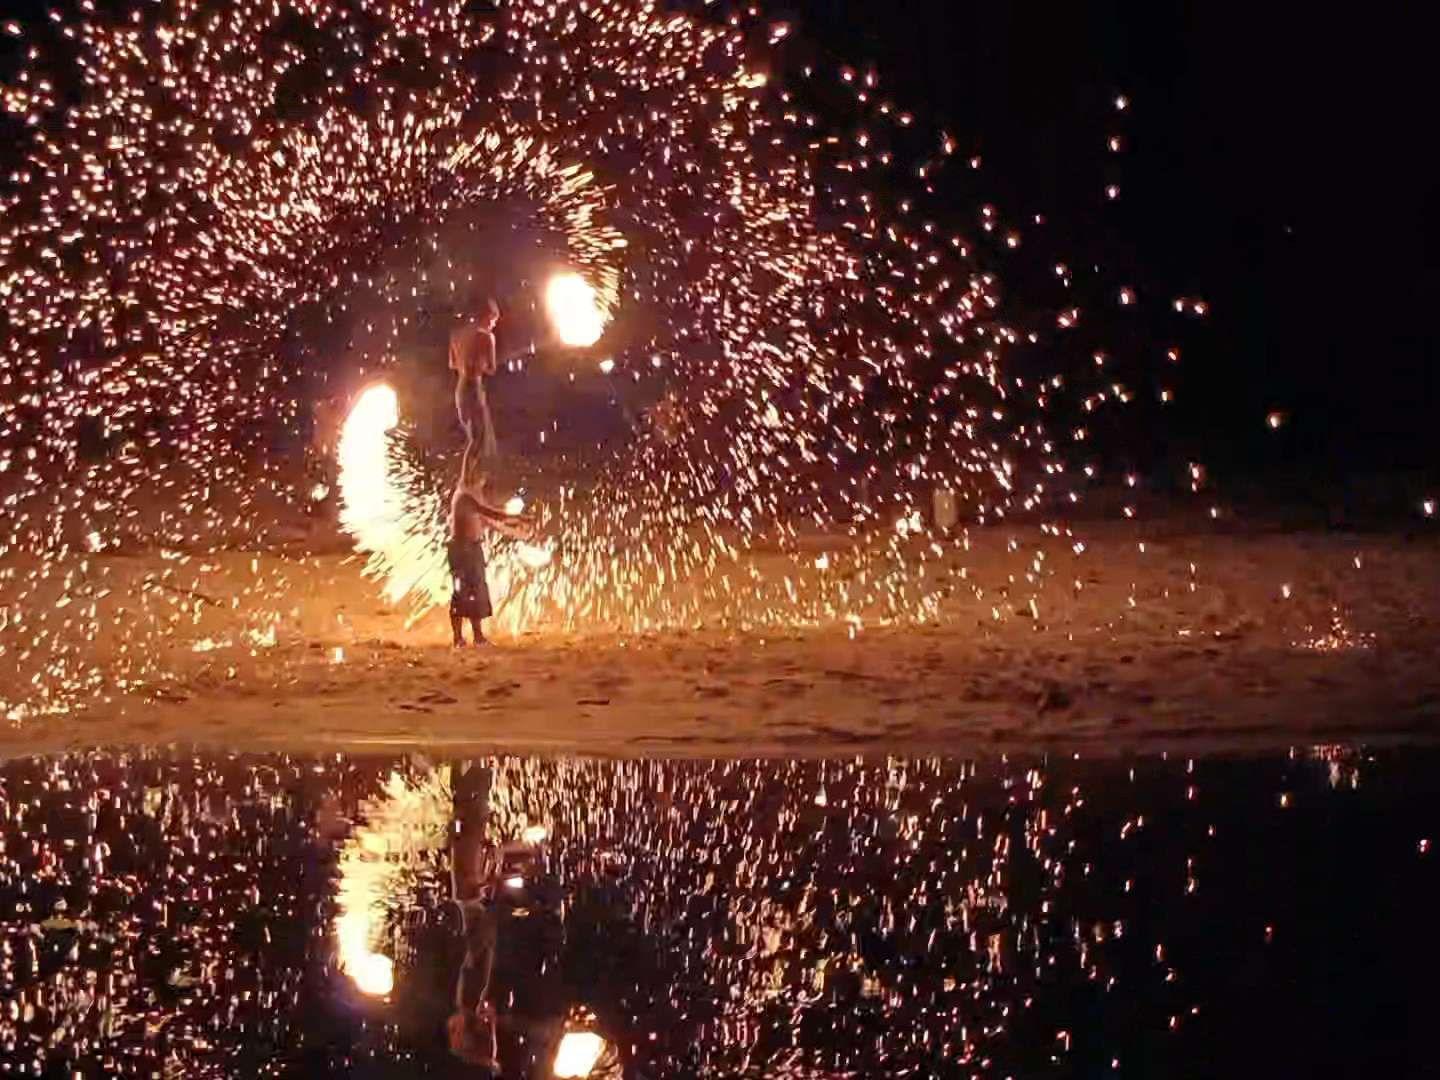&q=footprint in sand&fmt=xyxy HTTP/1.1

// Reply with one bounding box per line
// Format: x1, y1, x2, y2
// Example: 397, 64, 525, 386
763, 678, 812, 696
